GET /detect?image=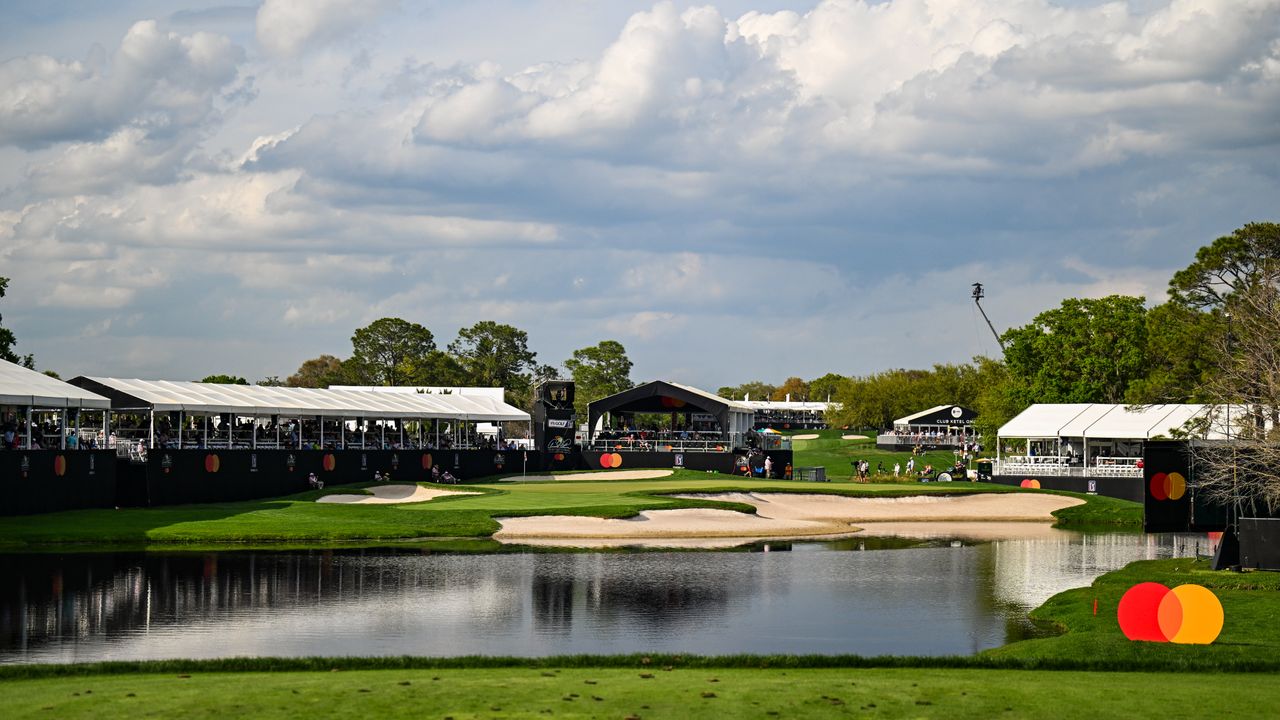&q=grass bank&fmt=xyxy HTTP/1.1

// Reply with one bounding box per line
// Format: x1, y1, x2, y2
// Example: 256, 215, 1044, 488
989, 558, 1280, 668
